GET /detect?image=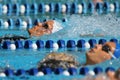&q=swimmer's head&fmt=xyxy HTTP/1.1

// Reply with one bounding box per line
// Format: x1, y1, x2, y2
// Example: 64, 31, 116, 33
52, 20, 63, 33
86, 42, 120, 65
42, 20, 54, 30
